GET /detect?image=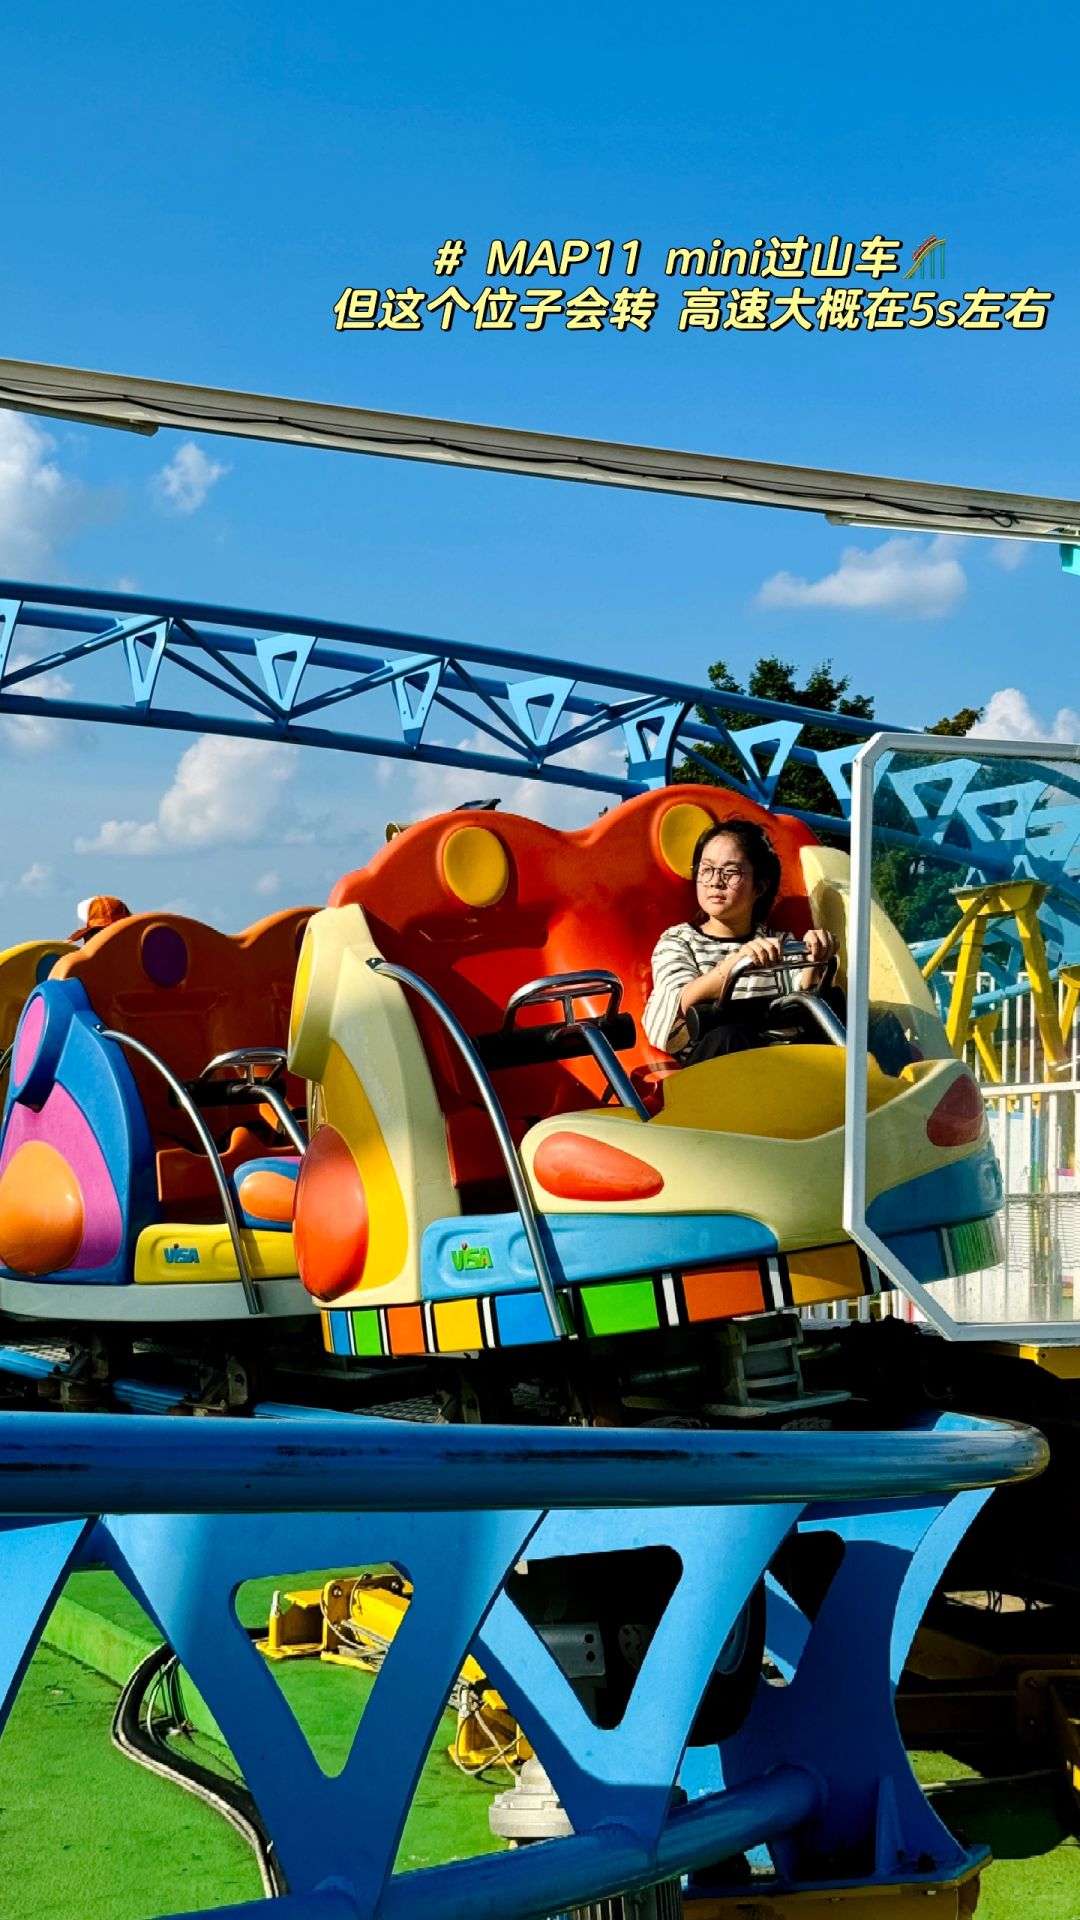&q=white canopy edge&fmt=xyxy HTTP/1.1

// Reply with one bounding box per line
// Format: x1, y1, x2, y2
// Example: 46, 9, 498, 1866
0, 355, 1076, 542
